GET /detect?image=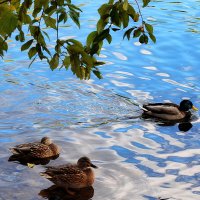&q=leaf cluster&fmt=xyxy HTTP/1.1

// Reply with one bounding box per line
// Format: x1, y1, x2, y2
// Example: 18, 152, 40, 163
0, 0, 155, 79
